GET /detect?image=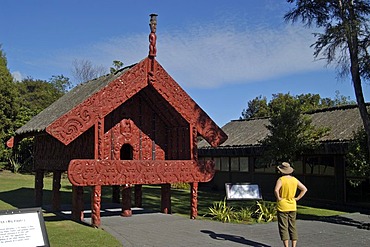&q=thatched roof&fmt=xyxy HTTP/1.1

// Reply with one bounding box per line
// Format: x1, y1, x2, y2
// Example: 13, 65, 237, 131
15, 64, 134, 135
11, 57, 226, 148
198, 104, 369, 148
